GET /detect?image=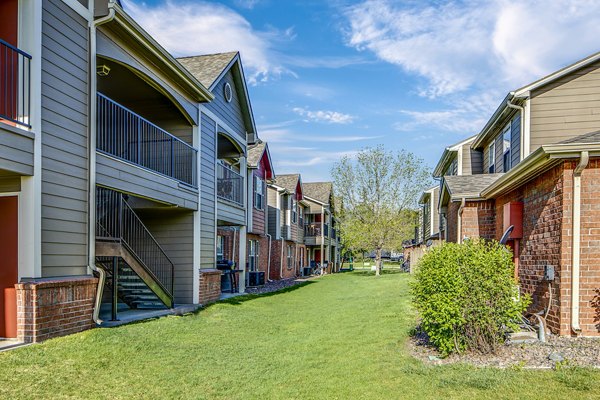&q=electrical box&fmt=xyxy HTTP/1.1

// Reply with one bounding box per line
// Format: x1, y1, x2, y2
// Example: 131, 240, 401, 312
543, 265, 555, 281
503, 202, 523, 239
